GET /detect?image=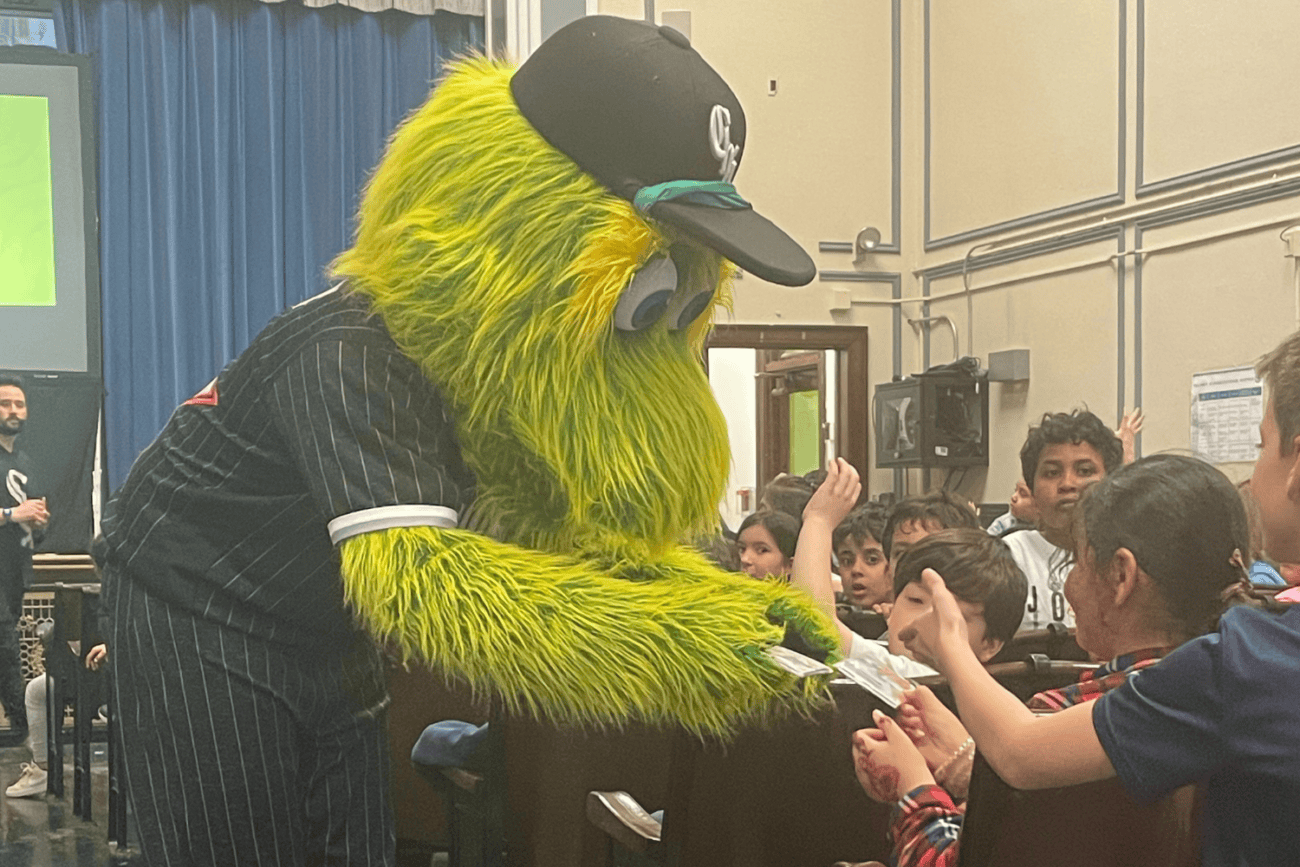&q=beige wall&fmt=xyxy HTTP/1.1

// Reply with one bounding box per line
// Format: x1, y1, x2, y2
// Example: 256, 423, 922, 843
928, 1, 1121, 243
597, 0, 1300, 503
